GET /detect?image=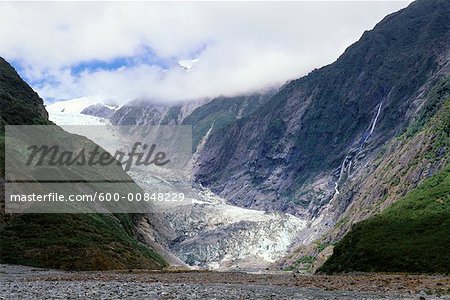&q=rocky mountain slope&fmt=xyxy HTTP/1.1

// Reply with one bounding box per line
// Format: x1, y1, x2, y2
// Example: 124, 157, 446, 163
108, 92, 274, 153
278, 76, 449, 273
319, 80, 450, 273
320, 165, 449, 274
109, 99, 203, 126
195, 0, 450, 220
45, 91, 304, 270
181, 93, 275, 153
0, 57, 167, 270
177, 0, 449, 273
